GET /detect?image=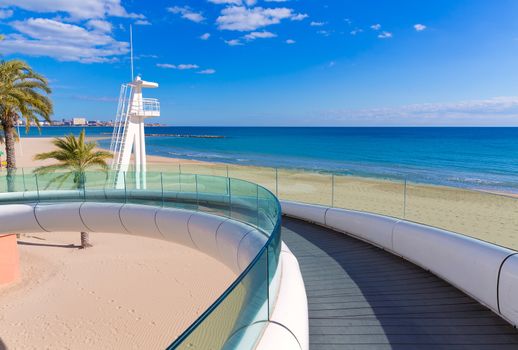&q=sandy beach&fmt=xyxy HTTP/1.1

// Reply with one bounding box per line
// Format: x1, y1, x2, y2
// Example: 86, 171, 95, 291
0, 232, 234, 350
1, 136, 518, 349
